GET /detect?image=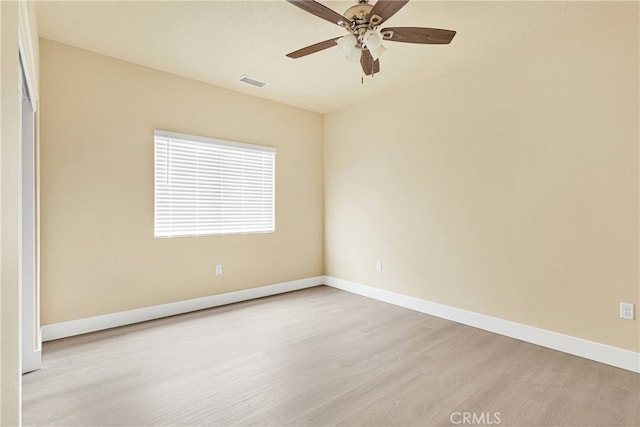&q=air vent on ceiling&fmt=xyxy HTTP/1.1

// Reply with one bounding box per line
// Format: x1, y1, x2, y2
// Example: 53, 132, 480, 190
239, 76, 267, 88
